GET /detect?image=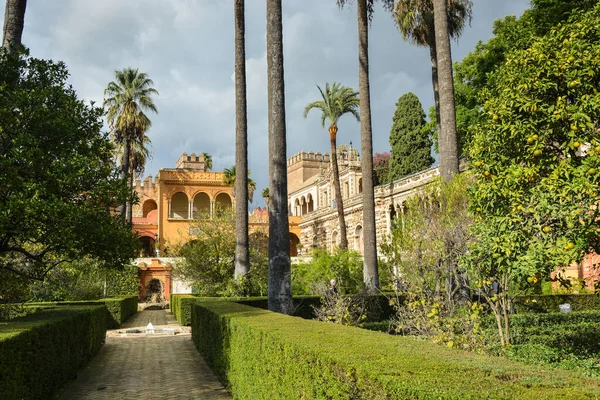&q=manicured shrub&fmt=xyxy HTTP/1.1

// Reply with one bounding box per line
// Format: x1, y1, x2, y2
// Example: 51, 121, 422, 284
25, 295, 138, 328
170, 294, 199, 325
102, 295, 138, 328
514, 294, 600, 313
0, 305, 106, 400
191, 301, 600, 399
